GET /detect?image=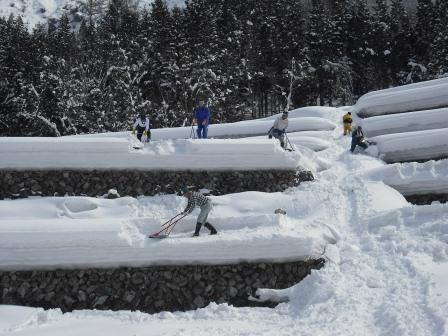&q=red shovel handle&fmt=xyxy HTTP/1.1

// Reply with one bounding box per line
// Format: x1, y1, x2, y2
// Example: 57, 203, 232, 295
149, 213, 188, 238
